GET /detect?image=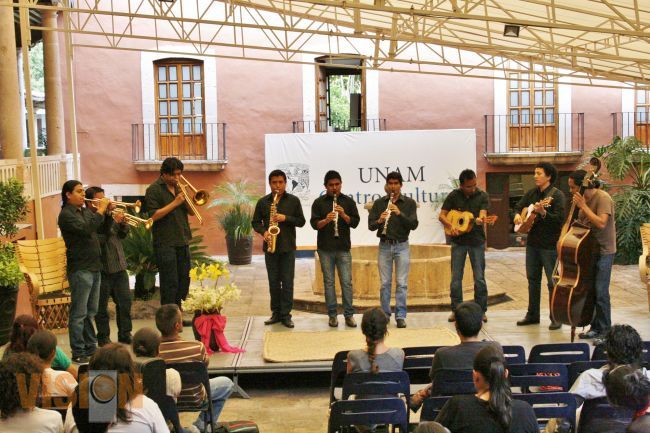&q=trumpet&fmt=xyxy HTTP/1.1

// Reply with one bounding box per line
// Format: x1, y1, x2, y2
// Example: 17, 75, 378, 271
381, 192, 394, 236
177, 175, 209, 225
86, 198, 141, 214
85, 199, 153, 230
